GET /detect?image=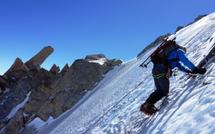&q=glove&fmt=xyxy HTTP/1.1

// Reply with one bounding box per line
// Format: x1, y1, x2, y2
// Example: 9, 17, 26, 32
191, 67, 207, 75
182, 47, 187, 53
178, 45, 187, 53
